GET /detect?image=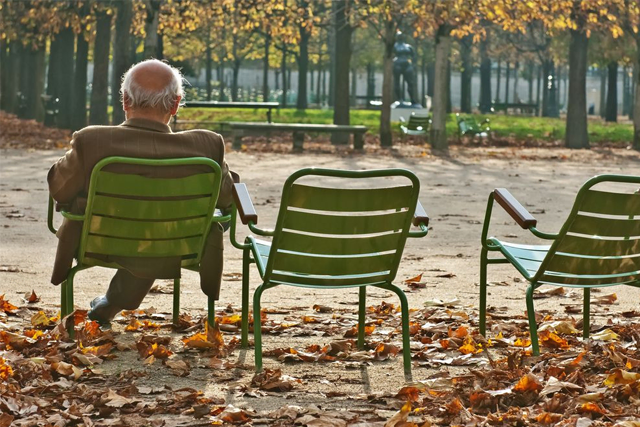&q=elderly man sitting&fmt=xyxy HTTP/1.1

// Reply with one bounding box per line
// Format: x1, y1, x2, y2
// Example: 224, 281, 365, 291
48, 59, 235, 324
